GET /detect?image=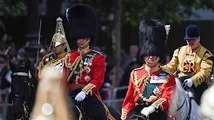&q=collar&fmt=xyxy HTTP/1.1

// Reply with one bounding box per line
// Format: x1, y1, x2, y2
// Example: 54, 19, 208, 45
187, 43, 201, 52
78, 46, 90, 55
145, 64, 160, 74
56, 52, 66, 59
193, 43, 202, 52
